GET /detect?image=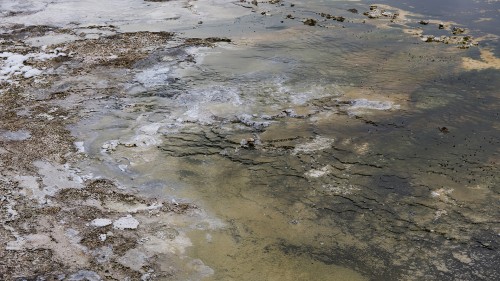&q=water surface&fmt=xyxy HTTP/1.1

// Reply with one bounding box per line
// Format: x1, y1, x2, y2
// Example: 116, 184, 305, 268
69, 0, 500, 280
